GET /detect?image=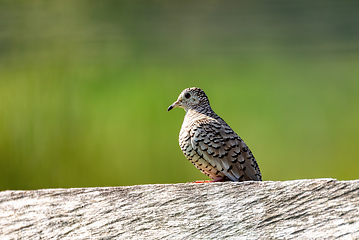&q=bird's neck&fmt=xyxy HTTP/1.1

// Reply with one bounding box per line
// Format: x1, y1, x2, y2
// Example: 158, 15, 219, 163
185, 107, 219, 120
180, 108, 222, 136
